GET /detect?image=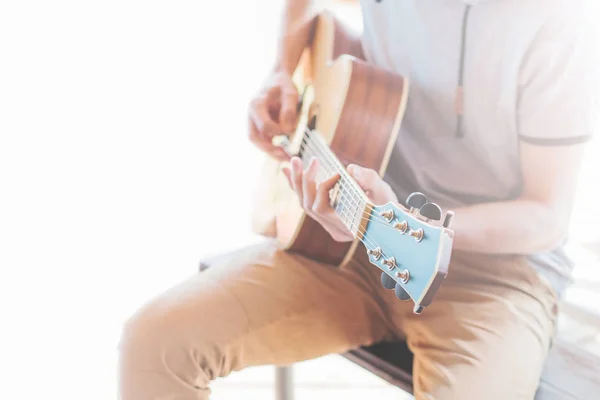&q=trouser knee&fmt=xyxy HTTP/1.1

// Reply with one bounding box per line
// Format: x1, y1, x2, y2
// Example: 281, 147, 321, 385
118, 302, 220, 390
